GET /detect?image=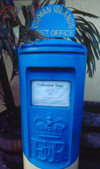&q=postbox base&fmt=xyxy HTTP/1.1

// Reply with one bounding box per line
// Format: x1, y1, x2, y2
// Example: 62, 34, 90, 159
23, 154, 79, 169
